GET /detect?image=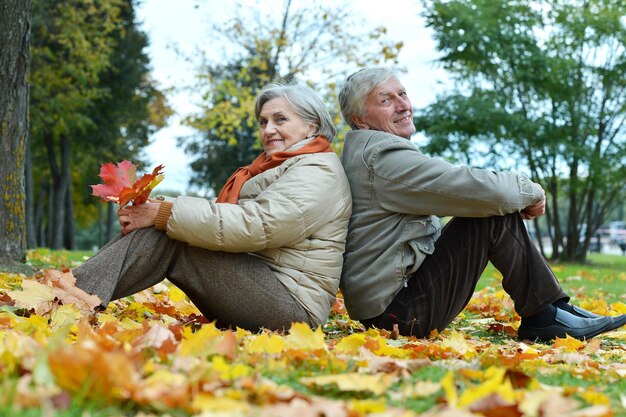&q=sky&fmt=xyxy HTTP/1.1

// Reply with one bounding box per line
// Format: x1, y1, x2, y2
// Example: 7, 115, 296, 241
135, 0, 451, 193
